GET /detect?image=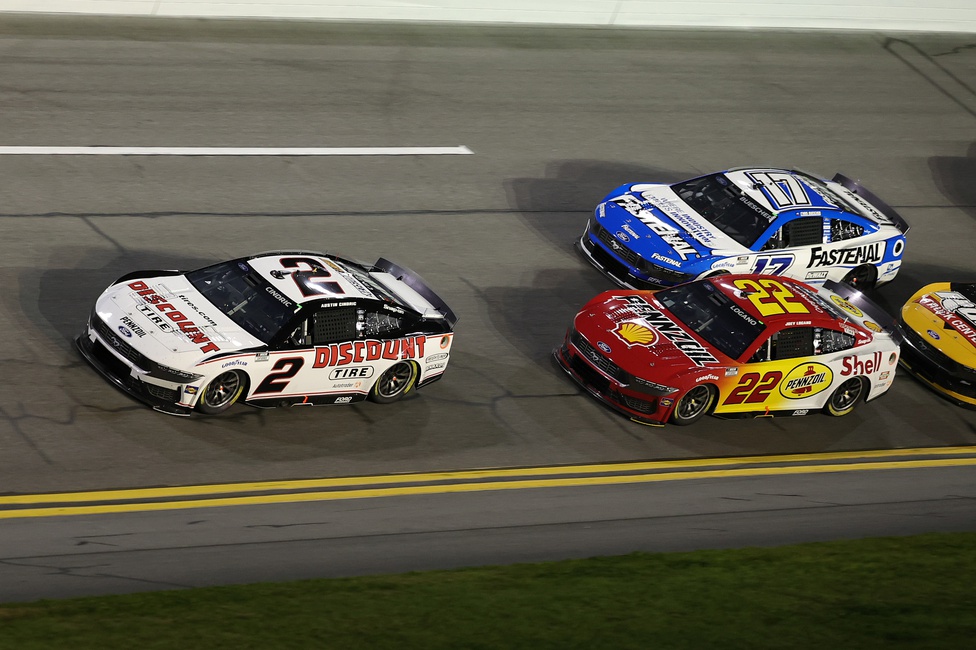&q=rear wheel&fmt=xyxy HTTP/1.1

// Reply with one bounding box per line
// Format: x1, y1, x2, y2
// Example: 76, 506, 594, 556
197, 370, 246, 415
670, 385, 716, 426
842, 265, 877, 290
370, 361, 418, 404
824, 377, 865, 417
